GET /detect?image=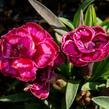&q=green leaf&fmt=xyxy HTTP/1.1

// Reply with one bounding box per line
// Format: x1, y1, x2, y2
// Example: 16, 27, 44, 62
28, 0, 67, 35
106, 79, 109, 88
97, 61, 109, 79
68, 63, 73, 75
81, 82, 105, 91
100, 20, 109, 32
92, 57, 109, 80
73, 0, 94, 27
85, 5, 93, 26
79, 10, 84, 26
92, 96, 109, 109
100, 20, 109, 27
0, 93, 35, 102
57, 63, 73, 77
61, 97, 66, 109
85, 5, 96, 26
59, 17, 74, 30
99, 107, 106, 109
55, 32, 62, 44
91, 5, 97, 25
66, 81, 79, 109
96, 17, 103, 25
